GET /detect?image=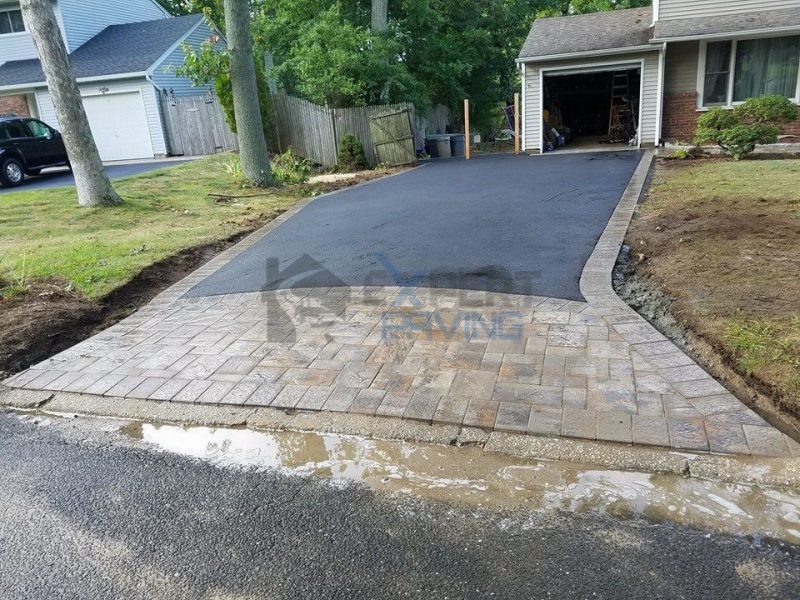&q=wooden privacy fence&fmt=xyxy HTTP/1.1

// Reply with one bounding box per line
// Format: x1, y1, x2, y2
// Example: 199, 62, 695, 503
369, 108, 416, 166
160, 89, 452, 166
160, 91, 239, 157
273, 91, 450, 167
